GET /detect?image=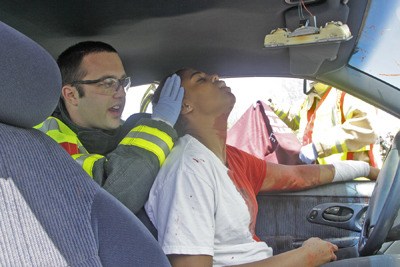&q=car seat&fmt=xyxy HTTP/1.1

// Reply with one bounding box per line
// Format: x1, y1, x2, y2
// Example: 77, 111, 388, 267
0, 21, 170, 267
